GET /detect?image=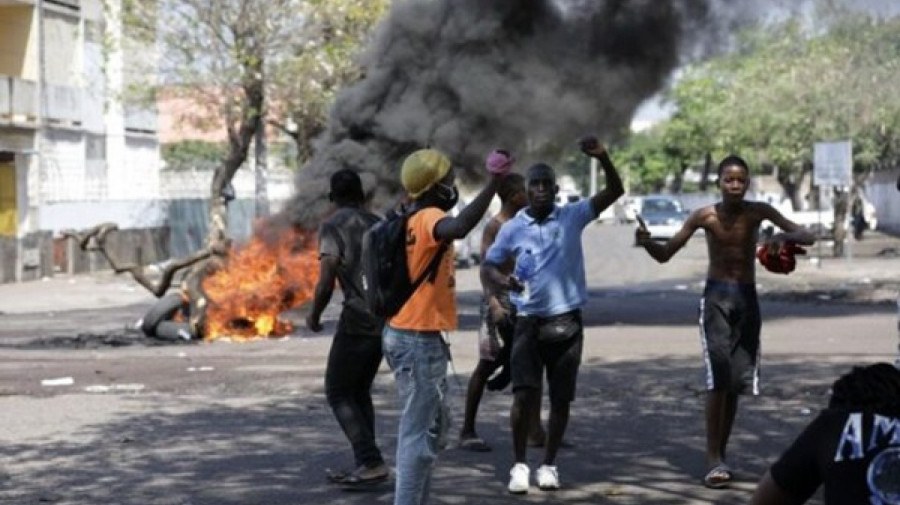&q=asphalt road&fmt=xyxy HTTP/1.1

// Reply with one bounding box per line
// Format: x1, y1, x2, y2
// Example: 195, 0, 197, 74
0, 223, 898, 505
